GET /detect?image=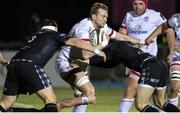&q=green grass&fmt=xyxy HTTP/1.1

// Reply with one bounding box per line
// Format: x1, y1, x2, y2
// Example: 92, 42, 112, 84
0, 87, 138, 112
